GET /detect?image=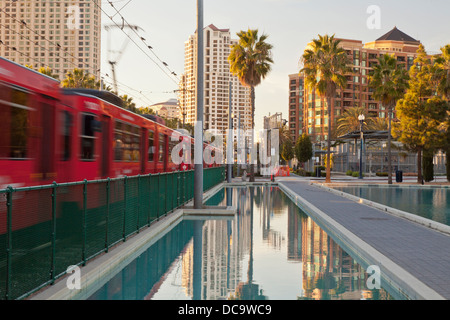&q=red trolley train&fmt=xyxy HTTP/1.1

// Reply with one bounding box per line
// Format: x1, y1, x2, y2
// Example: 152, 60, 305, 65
0, 57, 221, 189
